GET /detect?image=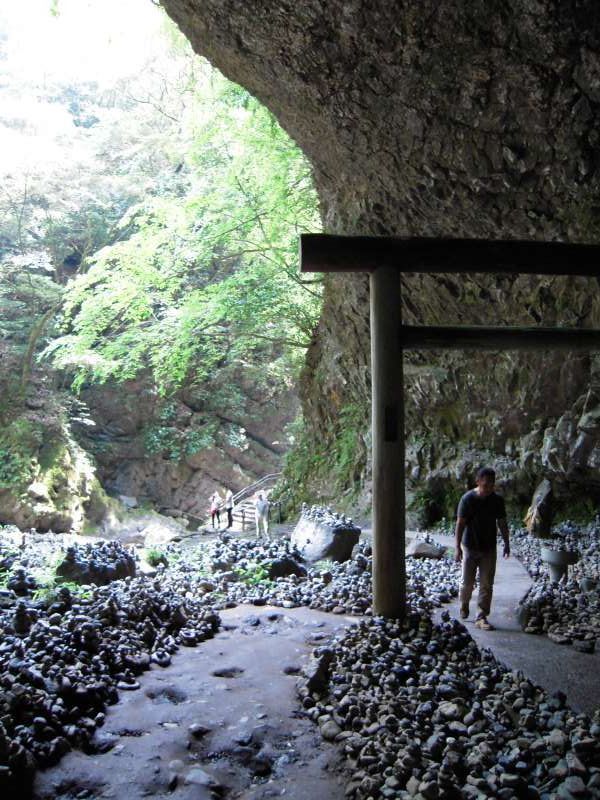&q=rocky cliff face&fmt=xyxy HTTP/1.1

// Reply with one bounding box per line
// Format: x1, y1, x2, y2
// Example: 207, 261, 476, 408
0, 431, 110, 534
77, 377, 297, 520
161, 0, 600, 514
0, 357, 112, 533
0, 357, 297, 532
